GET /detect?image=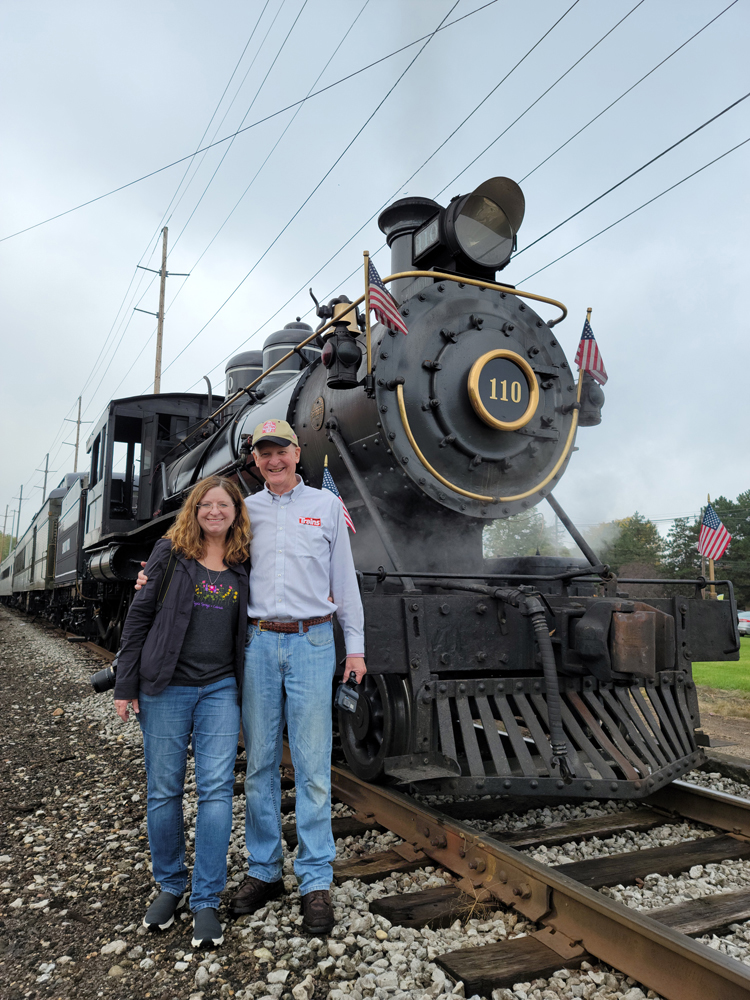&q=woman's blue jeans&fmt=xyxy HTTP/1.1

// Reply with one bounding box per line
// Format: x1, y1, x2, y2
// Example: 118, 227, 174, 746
138, 676, 240, 911
242, 621, 336, 894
